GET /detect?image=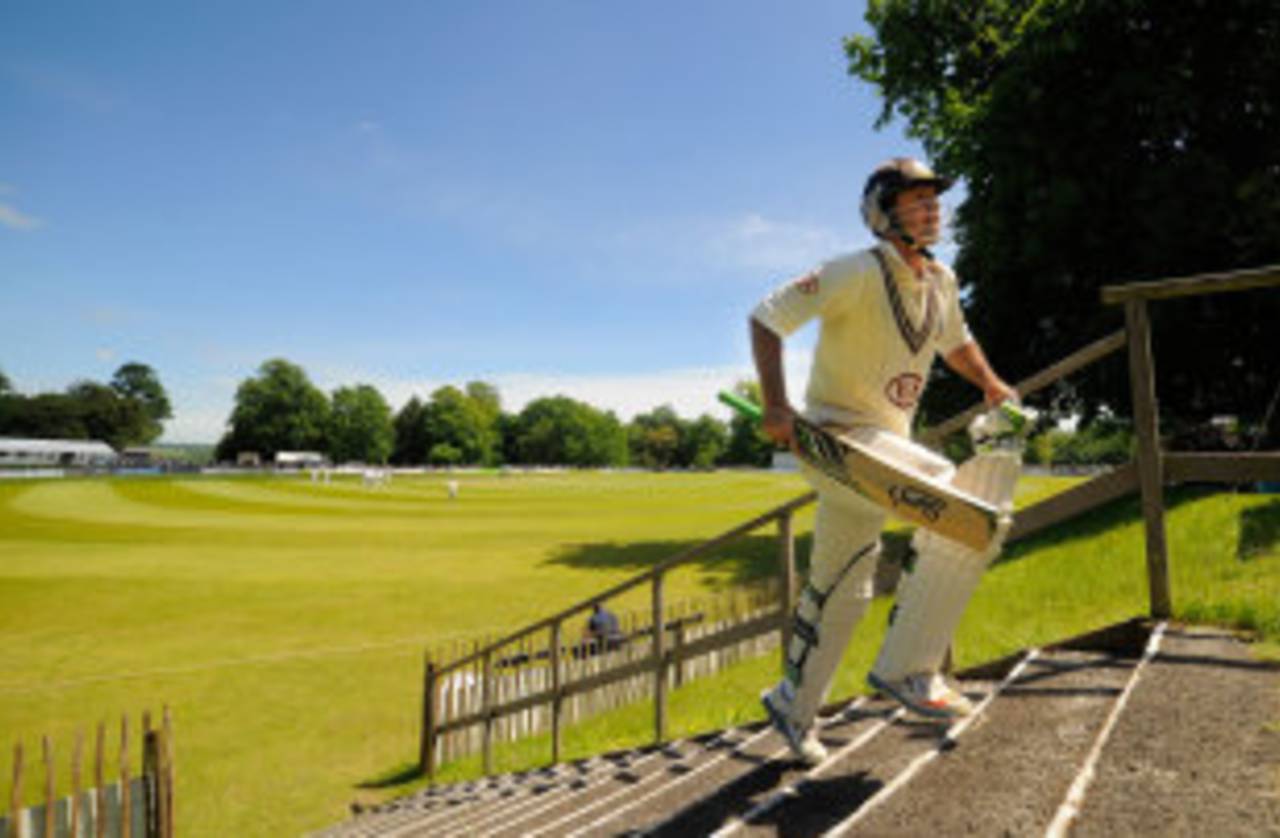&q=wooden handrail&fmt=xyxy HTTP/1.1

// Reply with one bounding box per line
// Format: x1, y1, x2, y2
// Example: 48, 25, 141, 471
430, 490, 816, 679
1101, 263, 1280, 304
919, 329, 1127, 445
